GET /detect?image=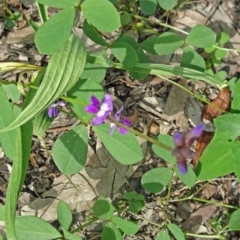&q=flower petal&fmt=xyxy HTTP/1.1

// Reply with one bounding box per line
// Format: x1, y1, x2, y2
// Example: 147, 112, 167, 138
115, 106, 124, 120
177, 161, 188, 175
109, 123, 116, 135
118, 127, 128, 134
101, 94, 113, 112
185, 123, 205, 146
56, 101, 66, 107
92, 110, 109, 125
85, 104, 99, 114
48, 107, 58, 118
90, 95, 101, 108
173, 132, 184, 147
